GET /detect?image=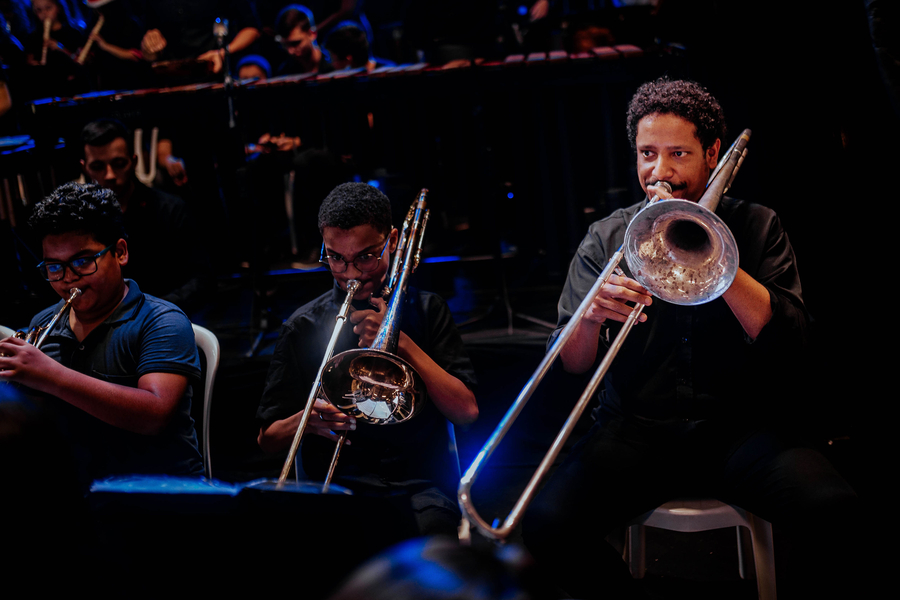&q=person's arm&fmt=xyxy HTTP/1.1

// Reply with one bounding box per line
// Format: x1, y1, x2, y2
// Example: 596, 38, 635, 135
350, 297, 478, 425
722, 269, 773, 340
0, 337, 187, 435
157, 139, 187, 186
91, 32, 141, 62
258, 398, 355, 453
257, 317, 356, 453
558, 273, 652, 375
197, 27, 260, 73
315, 0, 357, 34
